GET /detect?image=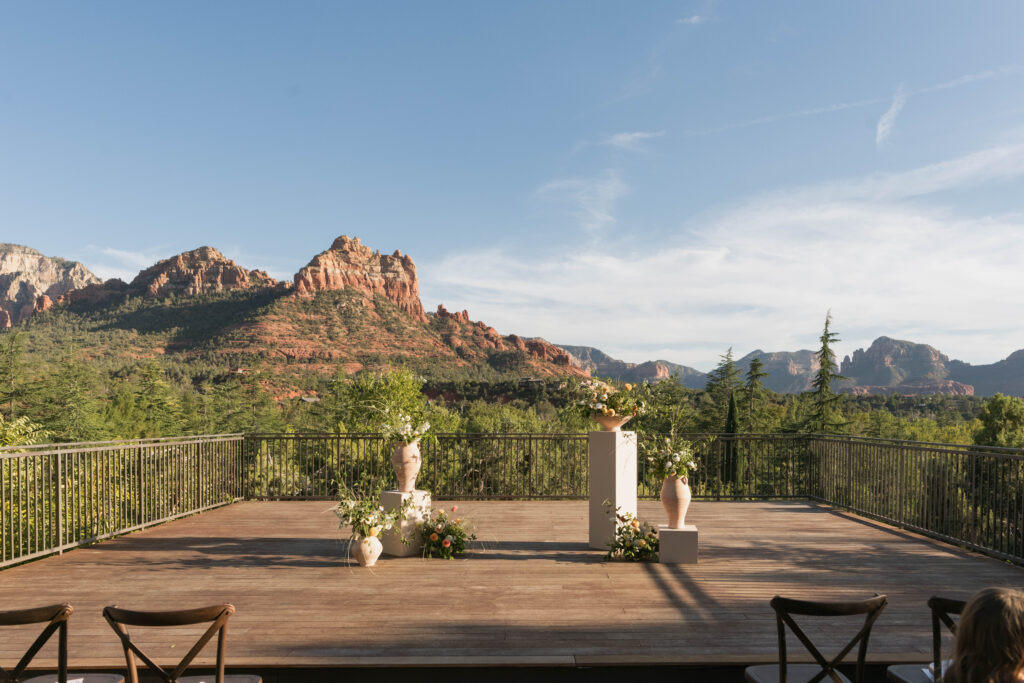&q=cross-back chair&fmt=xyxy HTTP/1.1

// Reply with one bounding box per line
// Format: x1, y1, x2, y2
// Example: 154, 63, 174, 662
886, 596, 967, 683
0, 603, 122, 683
745, 594, 888, 683
102, 604, 260, 683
